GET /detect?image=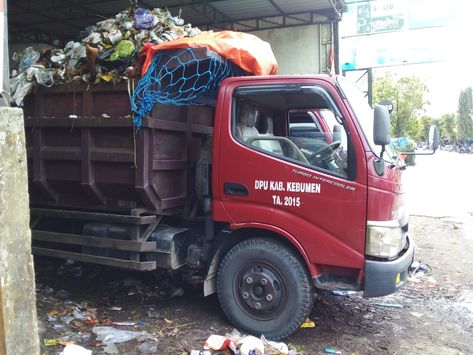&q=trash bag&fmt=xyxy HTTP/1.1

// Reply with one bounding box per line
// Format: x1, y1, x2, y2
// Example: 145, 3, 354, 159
59, 344, 92, 355
133, 8, 157, 30
239, 336, 265, 355
82, 32, 102, 44
92, 326, 155, 344
18, 47, 40, 71
138, 339, 159, 353
96, 18, 116, 32
10, 72, 34, 107
64, 41, 87, 72
107, 29, 123, 44
98, 45, 137, 72
50, 51, 66, 66
160, 31, 179, 42
29, 65, 54, 87
64, 41, 87, 60
103, 343, 118, 354
108, 40, 135, 61
10, 72, 24, 94
170, 16, 184, 26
